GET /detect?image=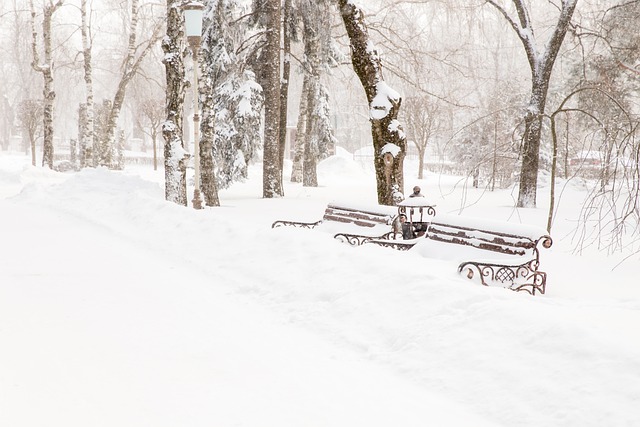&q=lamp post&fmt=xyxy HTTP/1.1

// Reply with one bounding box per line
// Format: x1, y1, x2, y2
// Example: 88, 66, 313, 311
183, 1, 204, 209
